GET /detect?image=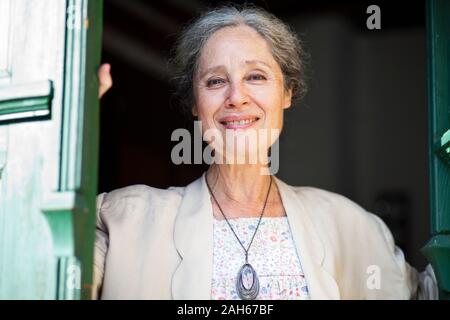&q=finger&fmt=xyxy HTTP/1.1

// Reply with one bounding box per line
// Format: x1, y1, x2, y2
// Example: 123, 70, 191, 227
98, 63, 113, 98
